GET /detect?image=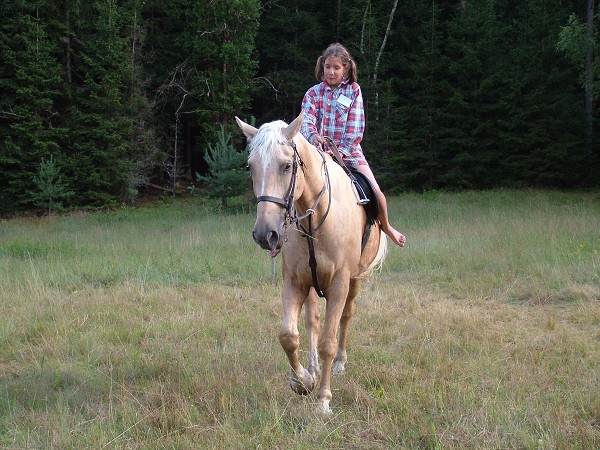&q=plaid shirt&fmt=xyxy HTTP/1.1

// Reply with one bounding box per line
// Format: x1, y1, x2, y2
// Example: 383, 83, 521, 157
301, 80, 367, 167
